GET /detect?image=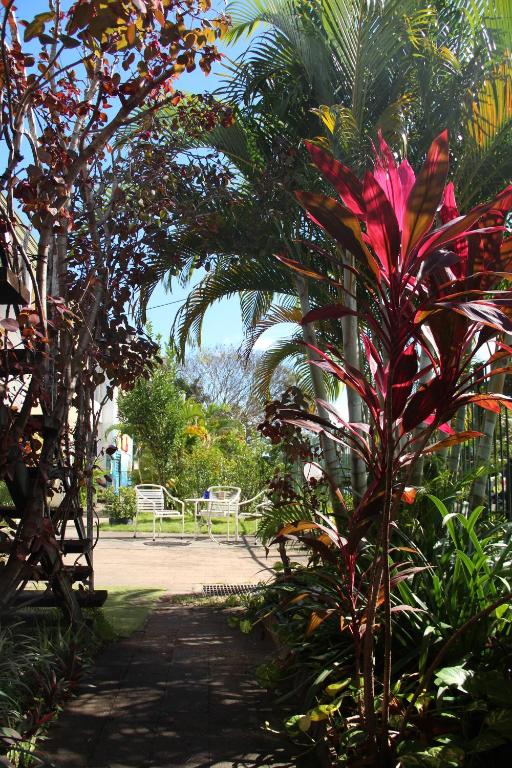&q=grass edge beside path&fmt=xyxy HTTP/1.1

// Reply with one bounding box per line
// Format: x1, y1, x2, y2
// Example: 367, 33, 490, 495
96, 586, 165, 639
